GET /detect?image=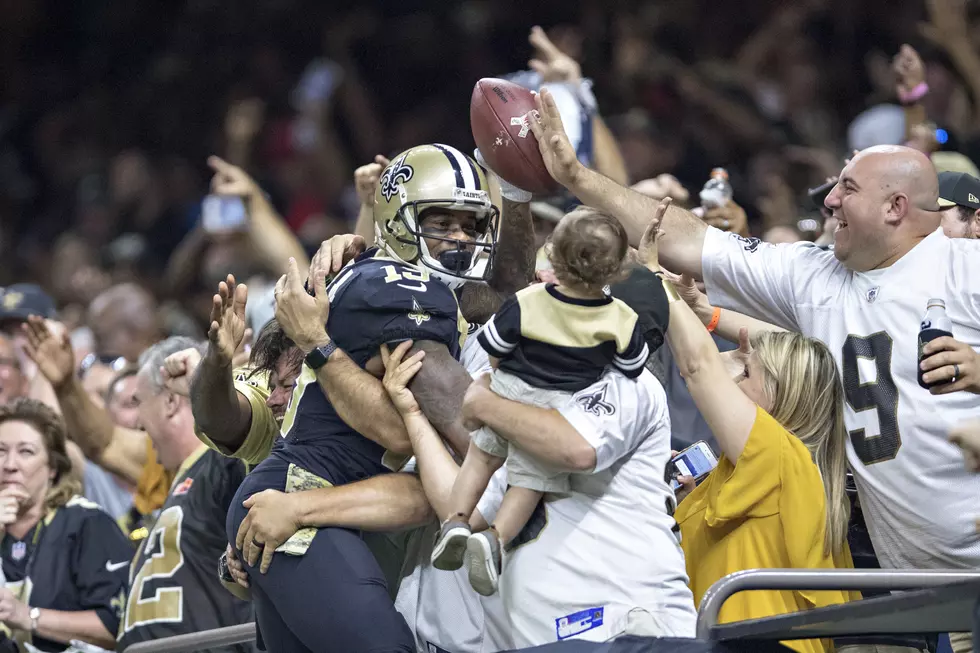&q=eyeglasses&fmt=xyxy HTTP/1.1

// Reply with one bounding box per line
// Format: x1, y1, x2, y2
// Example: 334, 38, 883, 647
79, 353, 128, 378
